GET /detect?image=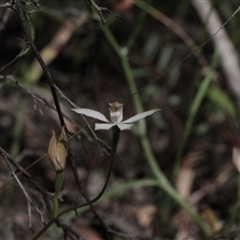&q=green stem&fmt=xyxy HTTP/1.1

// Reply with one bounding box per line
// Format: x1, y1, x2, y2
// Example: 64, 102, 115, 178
126, 5, 147, 50
101, 24, 121, 56
52, 171, 64, 218
141, 136, 208, 234
172, 49, 219, 179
